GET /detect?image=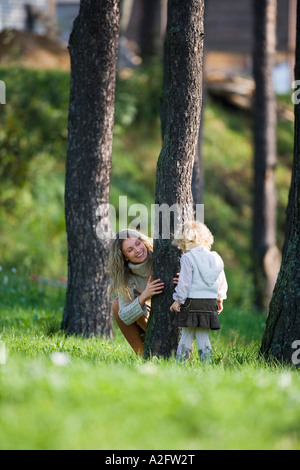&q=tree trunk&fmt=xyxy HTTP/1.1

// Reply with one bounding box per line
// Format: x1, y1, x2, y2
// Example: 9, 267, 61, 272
139, 0, 163, 59
144, 0, 205, 358
192, 42, 207, 209
192, 84, 206, 209
191, 124, 204, 209
252, 0, 281, 312
260, 0, 300, 365
62, 0, 121, 337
